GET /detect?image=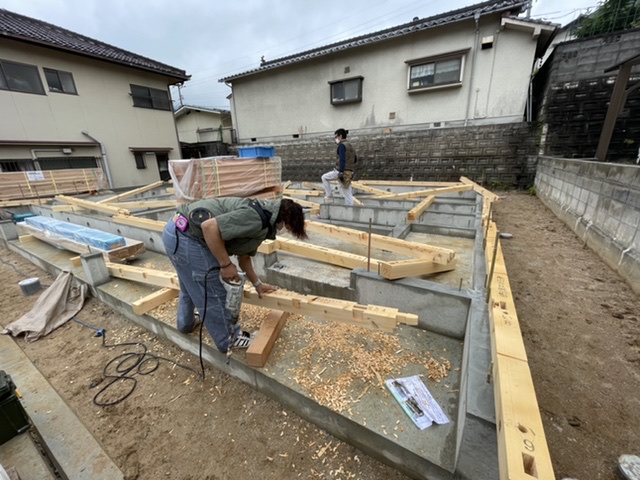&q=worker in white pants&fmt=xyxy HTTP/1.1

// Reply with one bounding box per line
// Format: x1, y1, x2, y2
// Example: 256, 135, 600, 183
321, 128, 357, 206
321, 168, 354, 205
